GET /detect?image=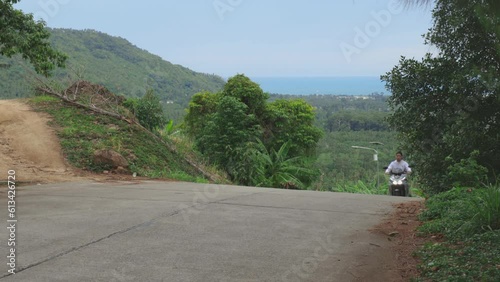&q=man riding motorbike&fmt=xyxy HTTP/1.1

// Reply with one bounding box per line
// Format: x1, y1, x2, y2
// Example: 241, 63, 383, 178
385, 151, 411, 196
